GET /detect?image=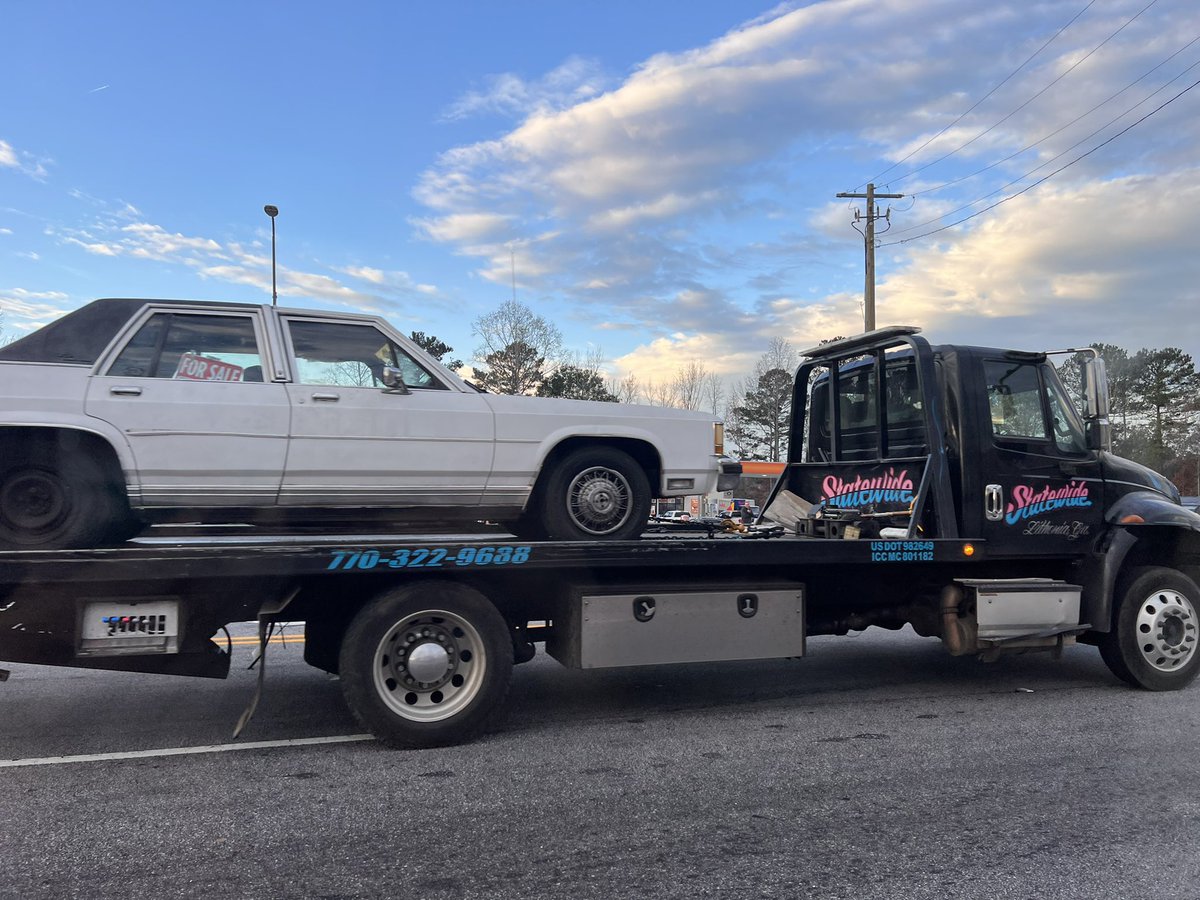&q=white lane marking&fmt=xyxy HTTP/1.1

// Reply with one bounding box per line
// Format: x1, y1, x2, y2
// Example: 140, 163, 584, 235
0, 734, 375, 769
